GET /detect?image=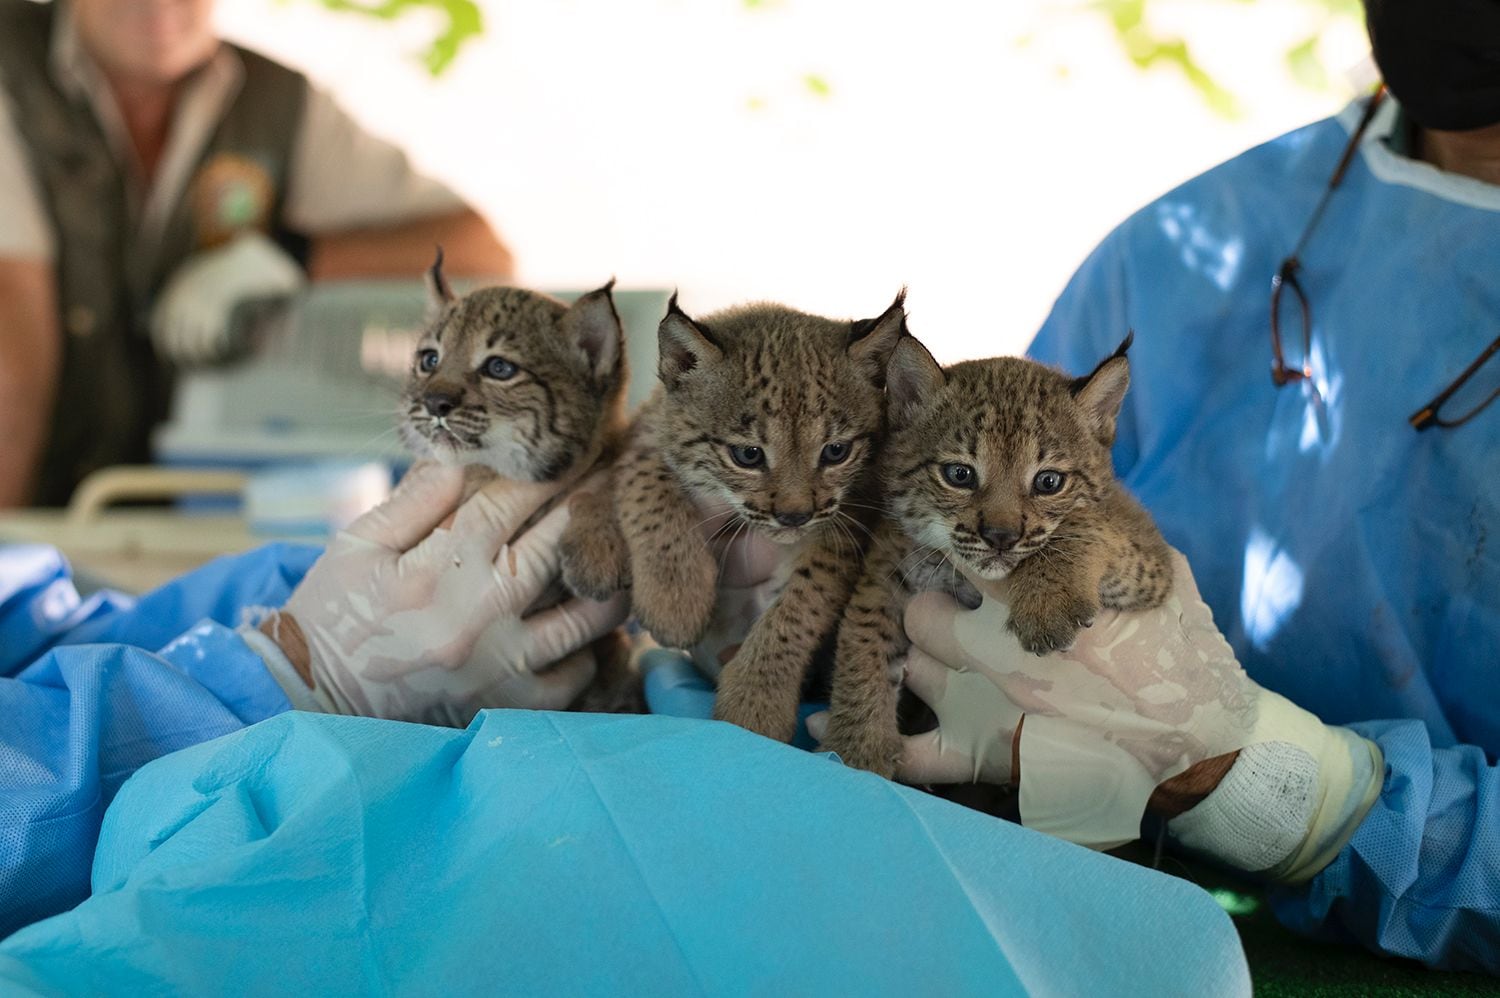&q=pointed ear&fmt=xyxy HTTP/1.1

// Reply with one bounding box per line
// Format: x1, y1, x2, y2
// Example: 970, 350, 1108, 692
424, 245, 455, 321
886, 334, 944, 429
847, 288, 908, 386
658, 293, 721, 389
1070, 331, 1133, 446
561, 279, 623, 381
